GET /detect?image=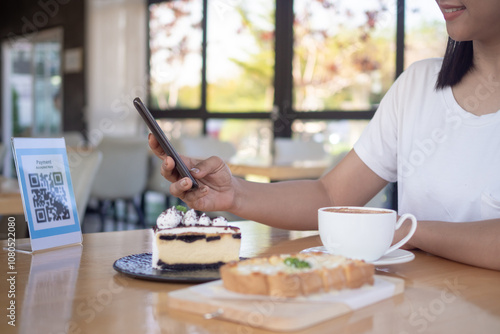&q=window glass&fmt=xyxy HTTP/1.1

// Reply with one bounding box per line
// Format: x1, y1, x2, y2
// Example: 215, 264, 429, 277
33, 37, 62, 136
206, 1, 275, 112
405, 0, 448, 68
7, 40, 33, 137
293, 0, 396, 111
5, 29, 63, 137
149, 0, 203, 109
